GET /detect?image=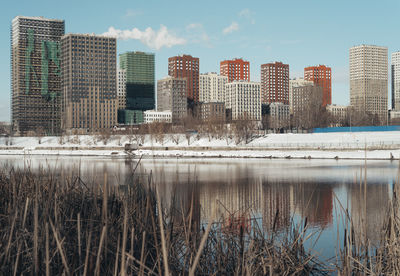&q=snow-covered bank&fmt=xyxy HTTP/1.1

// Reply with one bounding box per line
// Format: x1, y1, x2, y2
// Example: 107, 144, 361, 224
0, 131, 400, 159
